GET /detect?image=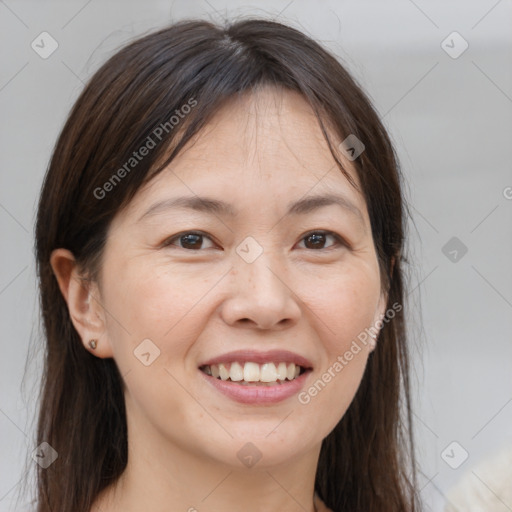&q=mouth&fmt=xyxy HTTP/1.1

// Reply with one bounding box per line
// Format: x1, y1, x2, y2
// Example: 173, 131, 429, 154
197, 349, 313, 403
199, 361, 310, 386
